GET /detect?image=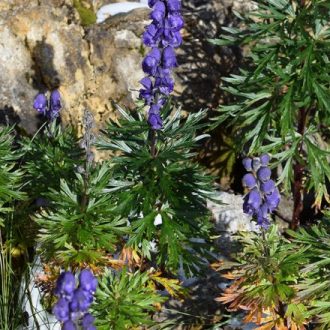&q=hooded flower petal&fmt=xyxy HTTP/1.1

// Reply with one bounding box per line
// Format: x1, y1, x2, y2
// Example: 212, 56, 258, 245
33, 93, 48, 115
79, 269, 98, 294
